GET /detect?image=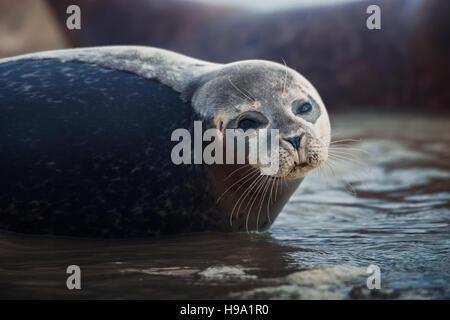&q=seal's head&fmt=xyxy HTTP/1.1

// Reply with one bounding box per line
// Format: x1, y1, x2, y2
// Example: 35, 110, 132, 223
192, 60, 330, 179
